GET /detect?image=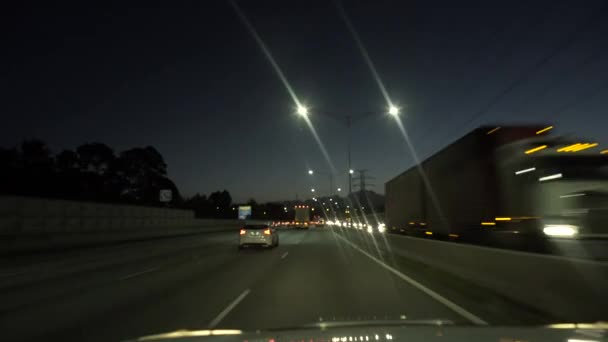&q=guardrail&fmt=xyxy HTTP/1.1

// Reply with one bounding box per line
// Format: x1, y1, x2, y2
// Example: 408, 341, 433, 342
336, 228, 608, 322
